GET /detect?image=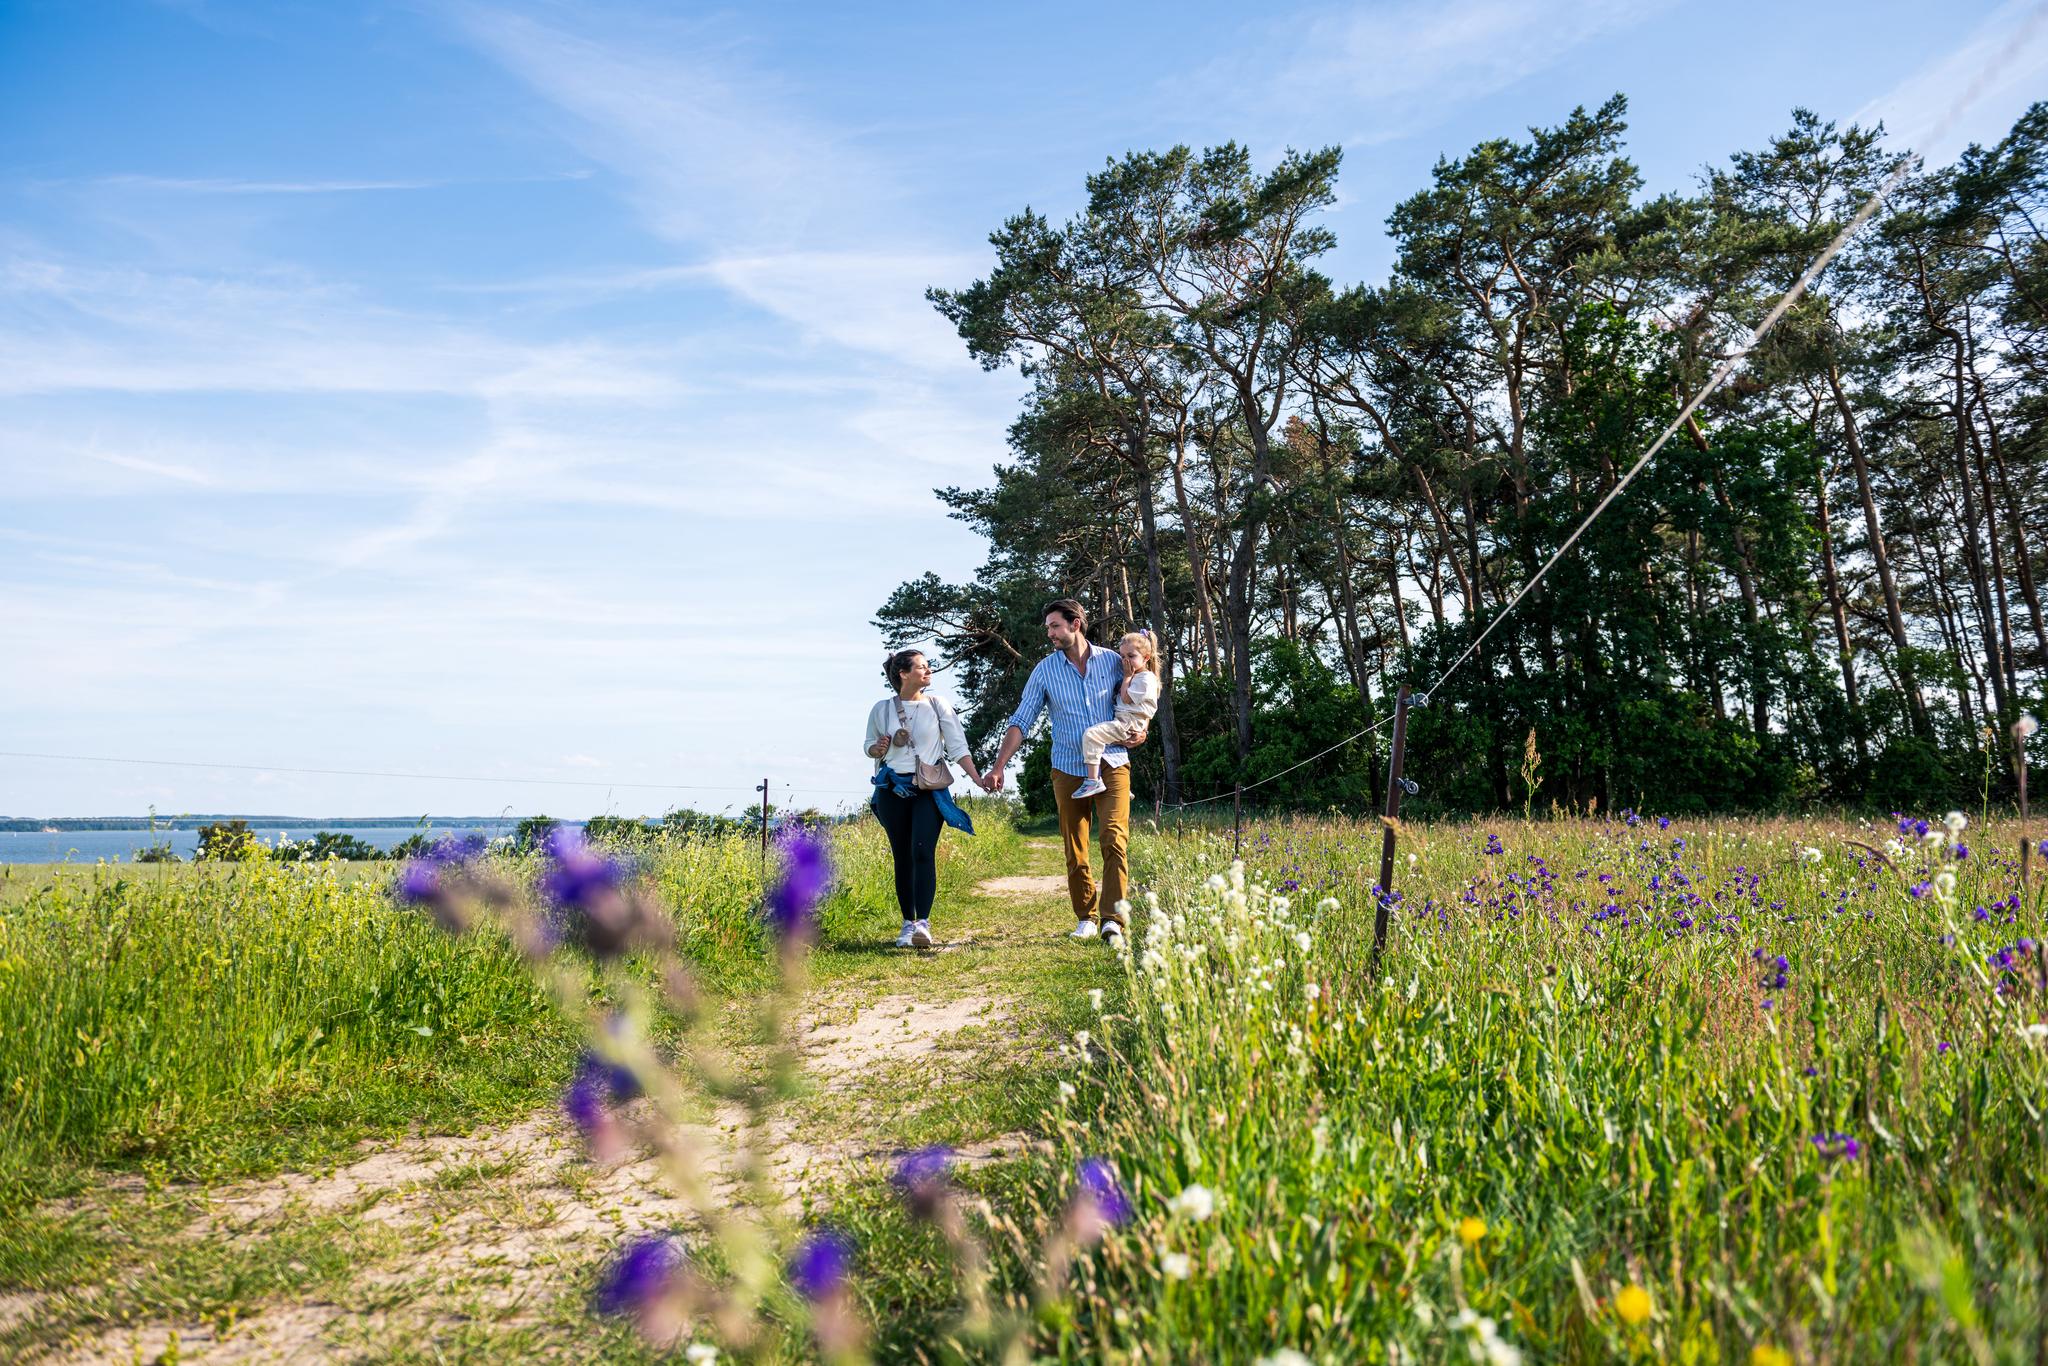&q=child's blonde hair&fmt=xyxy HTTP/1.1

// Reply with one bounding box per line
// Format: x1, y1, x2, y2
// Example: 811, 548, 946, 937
1116, 630, 1158, 674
